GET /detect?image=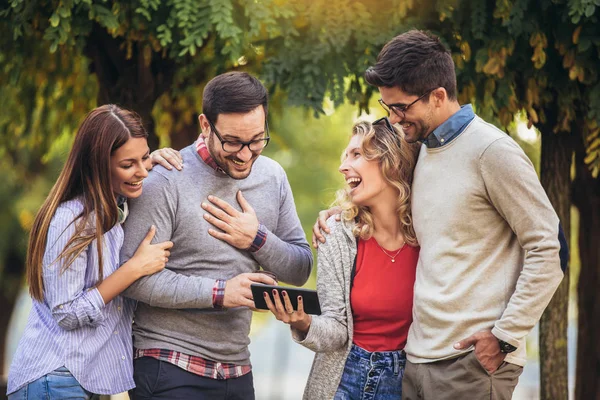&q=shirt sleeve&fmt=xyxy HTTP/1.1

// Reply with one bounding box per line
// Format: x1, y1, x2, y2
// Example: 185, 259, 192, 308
43, 207, 106, 331
120, 172, 216, 309
250, 169, 313, 286
247, 224, 268, 252
291, 220, 349, 353
480, 137, 565, 346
